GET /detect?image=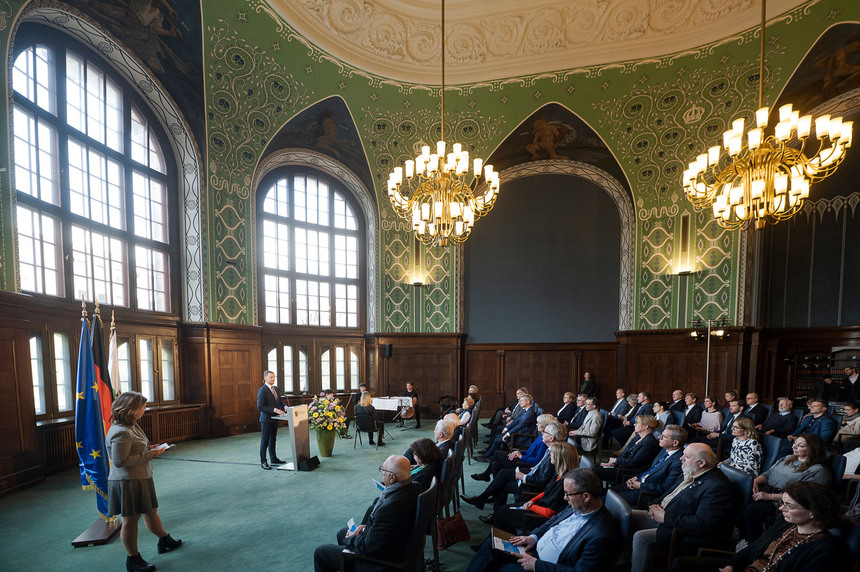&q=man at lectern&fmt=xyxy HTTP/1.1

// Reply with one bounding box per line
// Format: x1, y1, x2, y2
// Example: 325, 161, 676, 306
257, 370, 287, 470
